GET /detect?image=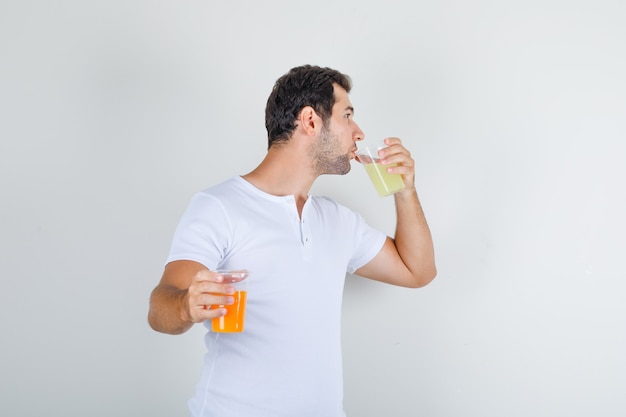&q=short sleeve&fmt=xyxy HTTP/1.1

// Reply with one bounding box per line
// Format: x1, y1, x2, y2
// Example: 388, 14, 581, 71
165, 192, 232, 270
346, 211, 387, 274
